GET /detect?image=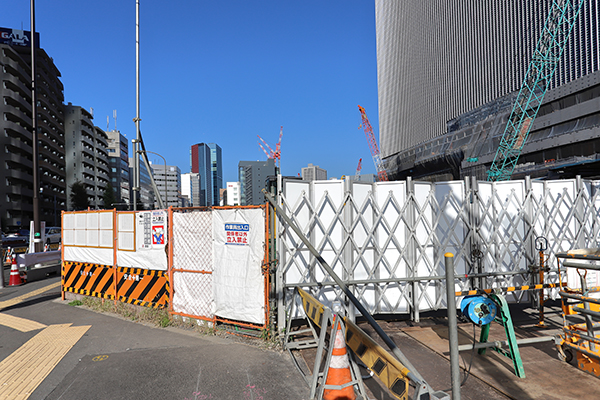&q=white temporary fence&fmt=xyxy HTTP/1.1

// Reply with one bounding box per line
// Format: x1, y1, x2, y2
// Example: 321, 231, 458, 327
61, 207, 270, 328
276, 176, 600, 329
170, 206, 269, 327
62, 209, 168, 270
